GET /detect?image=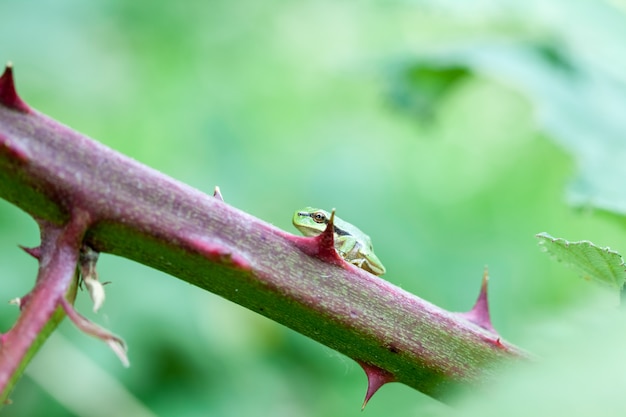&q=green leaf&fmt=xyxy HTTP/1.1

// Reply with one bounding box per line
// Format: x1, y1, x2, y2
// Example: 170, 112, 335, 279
390, 33, 626, 216
385, 62, 471, 123
536, 232, 626, 291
